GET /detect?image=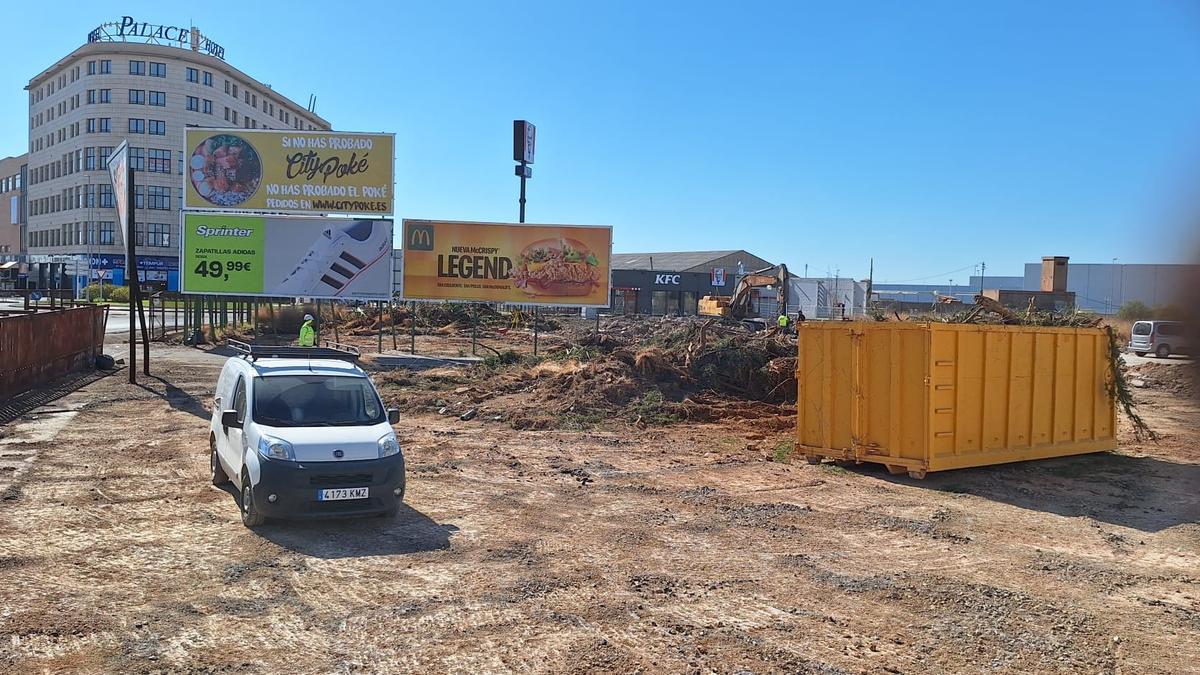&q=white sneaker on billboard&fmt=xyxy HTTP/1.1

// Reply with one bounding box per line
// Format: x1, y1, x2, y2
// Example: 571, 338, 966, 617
275, 220, 391, 296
